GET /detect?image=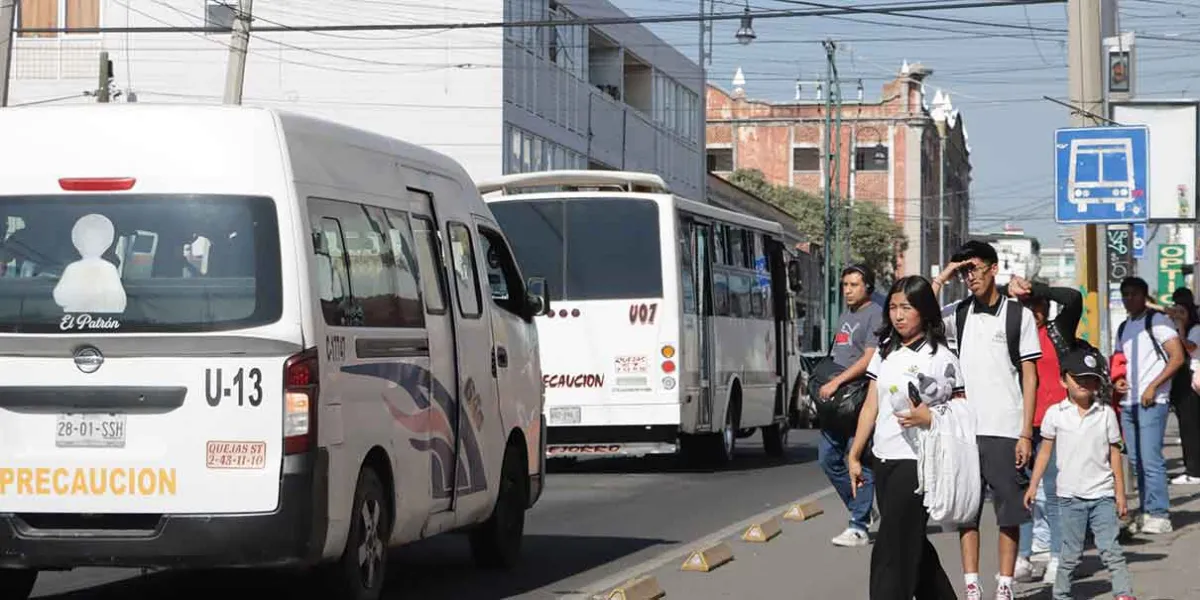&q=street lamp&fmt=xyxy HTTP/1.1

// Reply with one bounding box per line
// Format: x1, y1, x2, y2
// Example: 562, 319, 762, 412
735, 4, 756, 45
